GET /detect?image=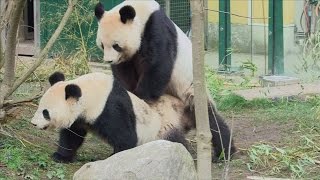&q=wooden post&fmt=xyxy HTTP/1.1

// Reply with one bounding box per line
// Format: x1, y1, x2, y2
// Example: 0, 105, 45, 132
190, 0, 212, 179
